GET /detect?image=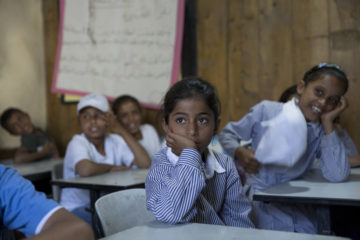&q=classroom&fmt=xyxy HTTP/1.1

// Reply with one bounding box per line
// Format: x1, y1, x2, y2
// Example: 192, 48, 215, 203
1, 0, 360, 239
